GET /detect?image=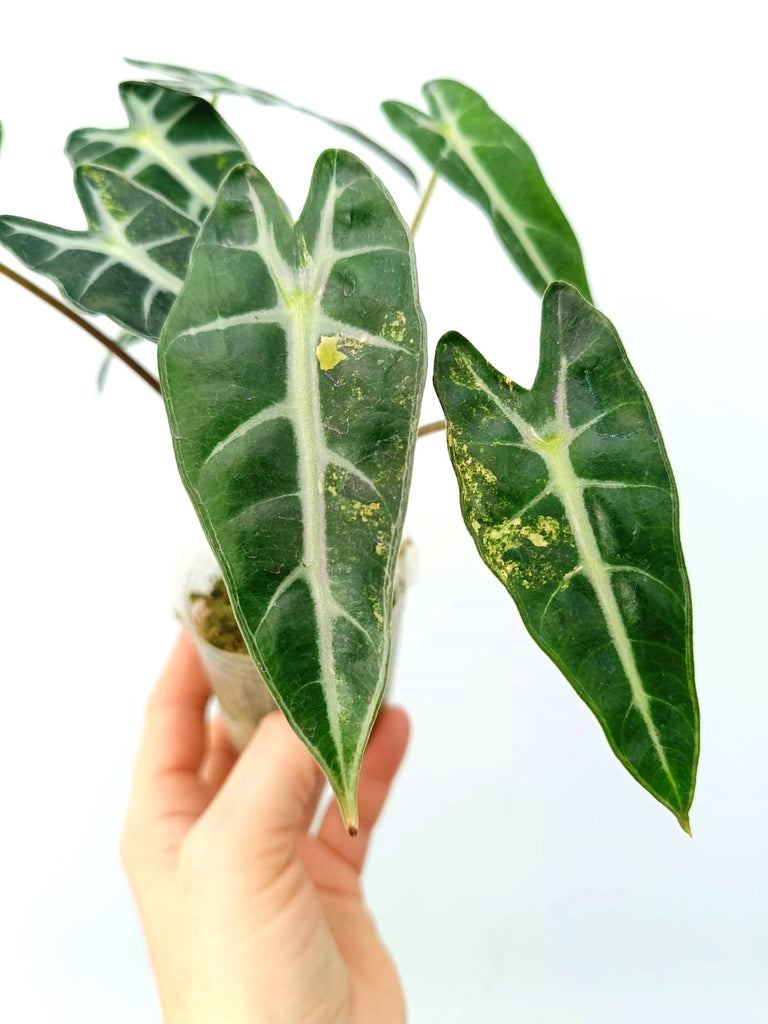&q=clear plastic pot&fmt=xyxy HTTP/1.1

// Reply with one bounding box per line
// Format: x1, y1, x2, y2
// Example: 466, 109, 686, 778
173, 537, 414, 750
